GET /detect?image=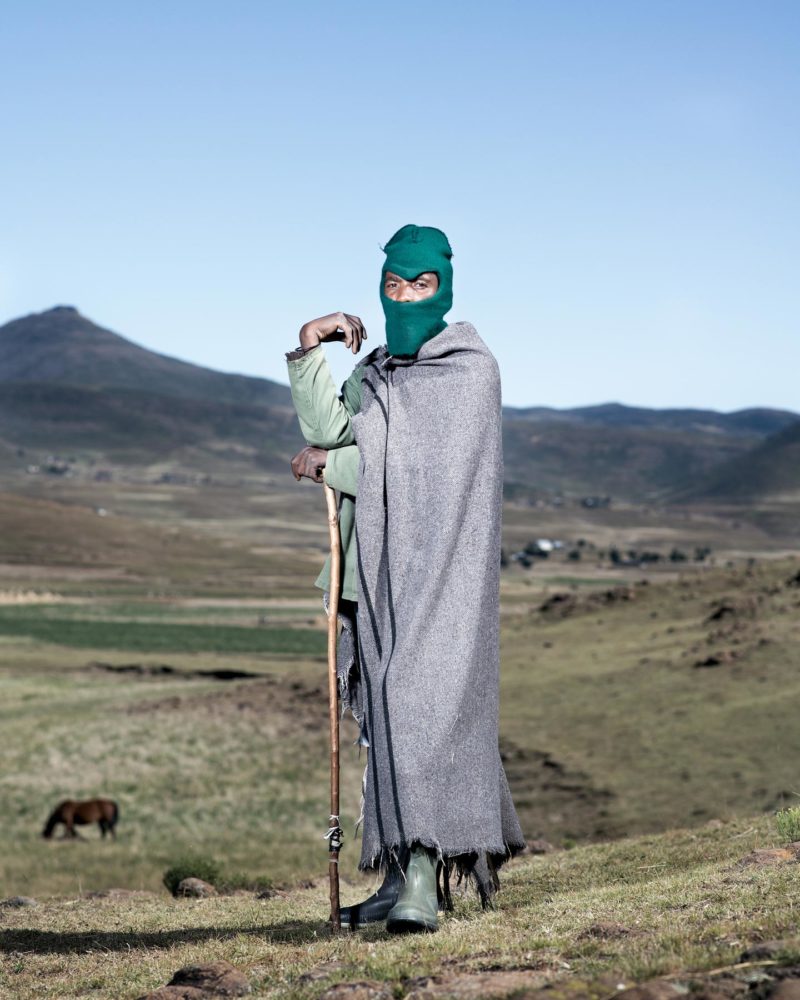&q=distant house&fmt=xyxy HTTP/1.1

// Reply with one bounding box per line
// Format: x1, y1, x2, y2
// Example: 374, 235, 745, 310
581, 496, 611, 509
